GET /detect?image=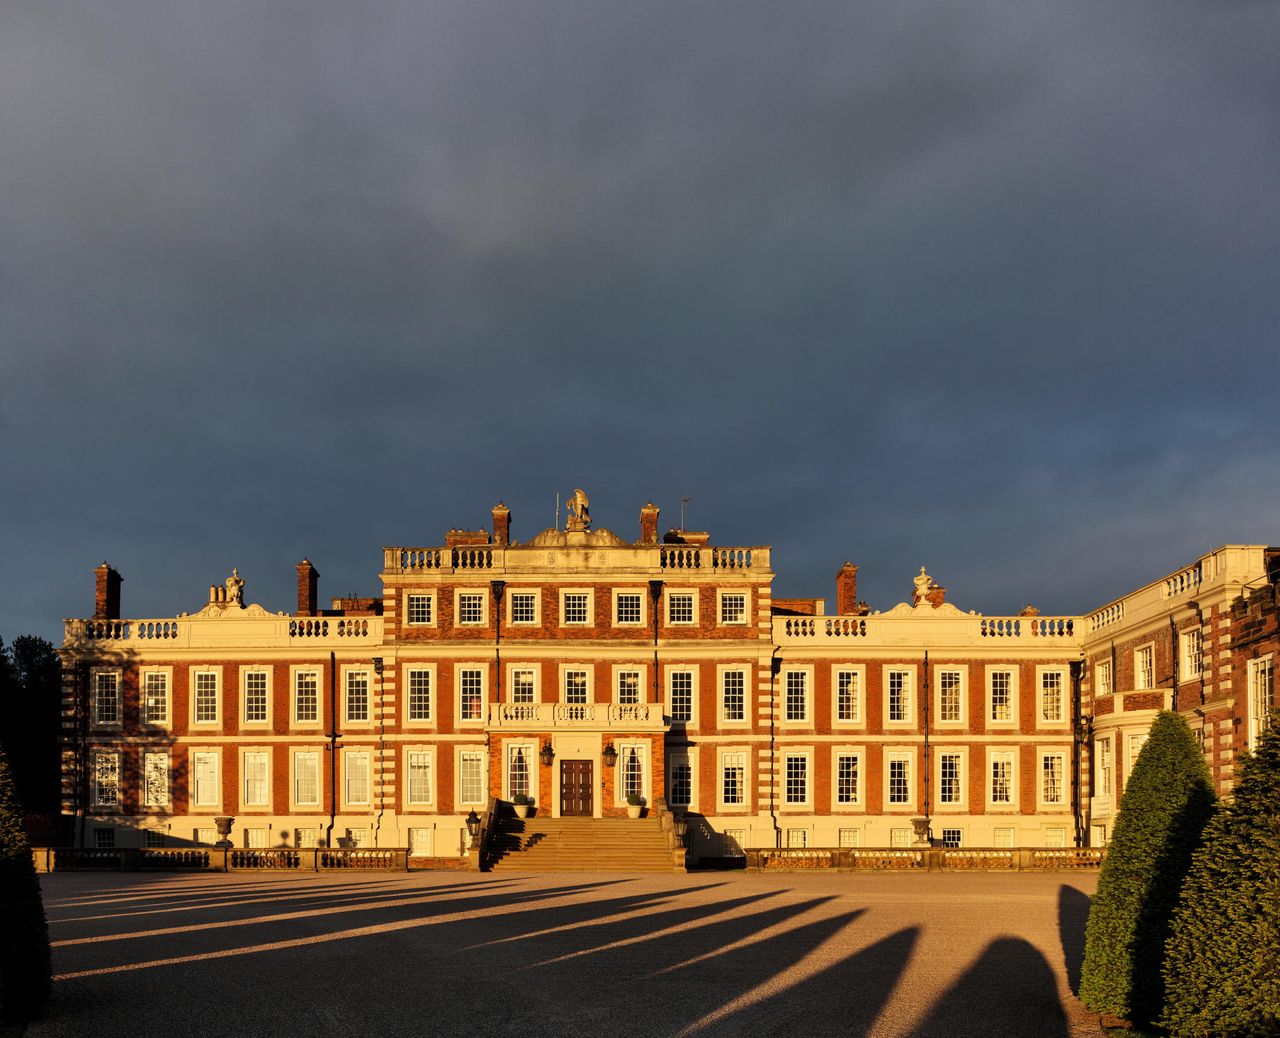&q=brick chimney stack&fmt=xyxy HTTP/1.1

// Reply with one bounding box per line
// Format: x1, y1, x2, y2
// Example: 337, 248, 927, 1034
835, 563, 859, 615
639, 502, 660, 545
492, 502, 511, 545
296, 559, 319, 617
94, 563, 122, 620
